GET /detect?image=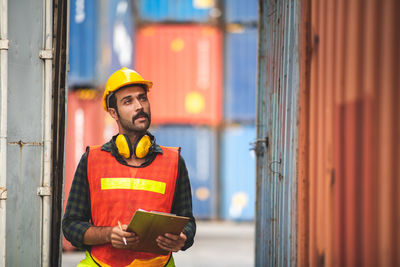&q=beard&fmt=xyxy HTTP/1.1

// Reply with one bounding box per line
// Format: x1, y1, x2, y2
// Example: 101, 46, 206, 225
119, 110, 151, 134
